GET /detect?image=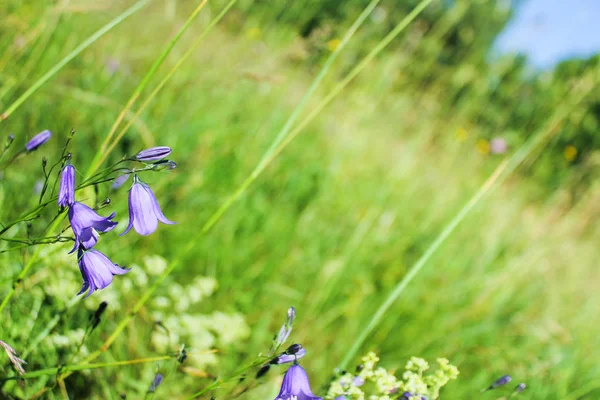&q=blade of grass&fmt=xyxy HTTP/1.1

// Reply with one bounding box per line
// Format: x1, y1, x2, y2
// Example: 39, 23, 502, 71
85, 0, 209, 177
337, 72, 600, 371
96, 0, 238, 166
0, 0, 150, 121
3, 355, 173, 381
